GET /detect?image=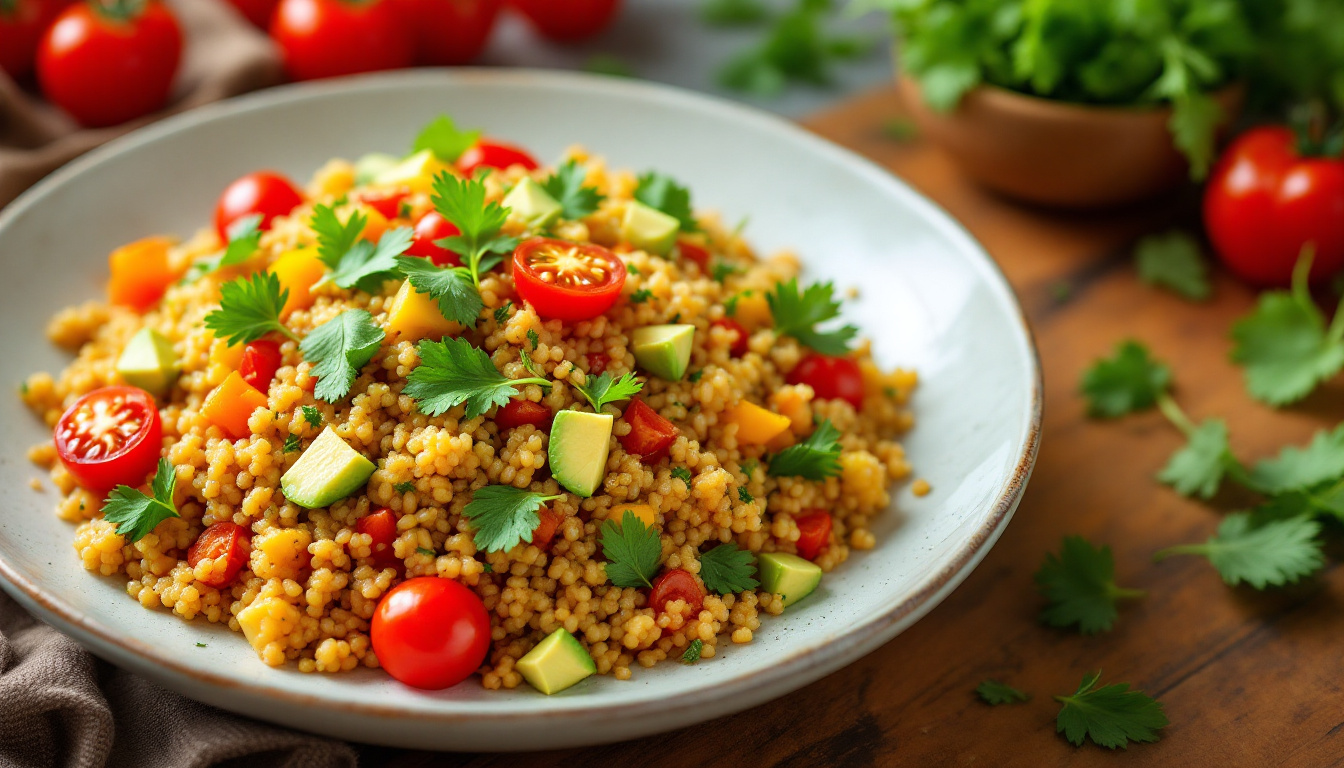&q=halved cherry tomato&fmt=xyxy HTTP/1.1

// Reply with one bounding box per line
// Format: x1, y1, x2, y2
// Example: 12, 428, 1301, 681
511, 237, 626, 322
405, 211, 462, 266
496, 399, 553, 431
795, 510, 832, 560
356, 507, 401, 569
270, 0, 412, 82
356, 188, 411, 221
54, 386, 161, 493
587, 351, 609, 375
787, 354, 864, 411
371, 576, 491, 690
457, 140, 539, 175
506, 0, 621, 41
187, 521, 251, 588
531, 507, 562, 550
390, 0, 499, 65
239, 339, 283, 393
649, 568, 703, 615
214, 171, 304, 242
677, 240, 711, 274
712, 318, 749, 358
1, 0, 74, 80
619, 398, 678, 462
